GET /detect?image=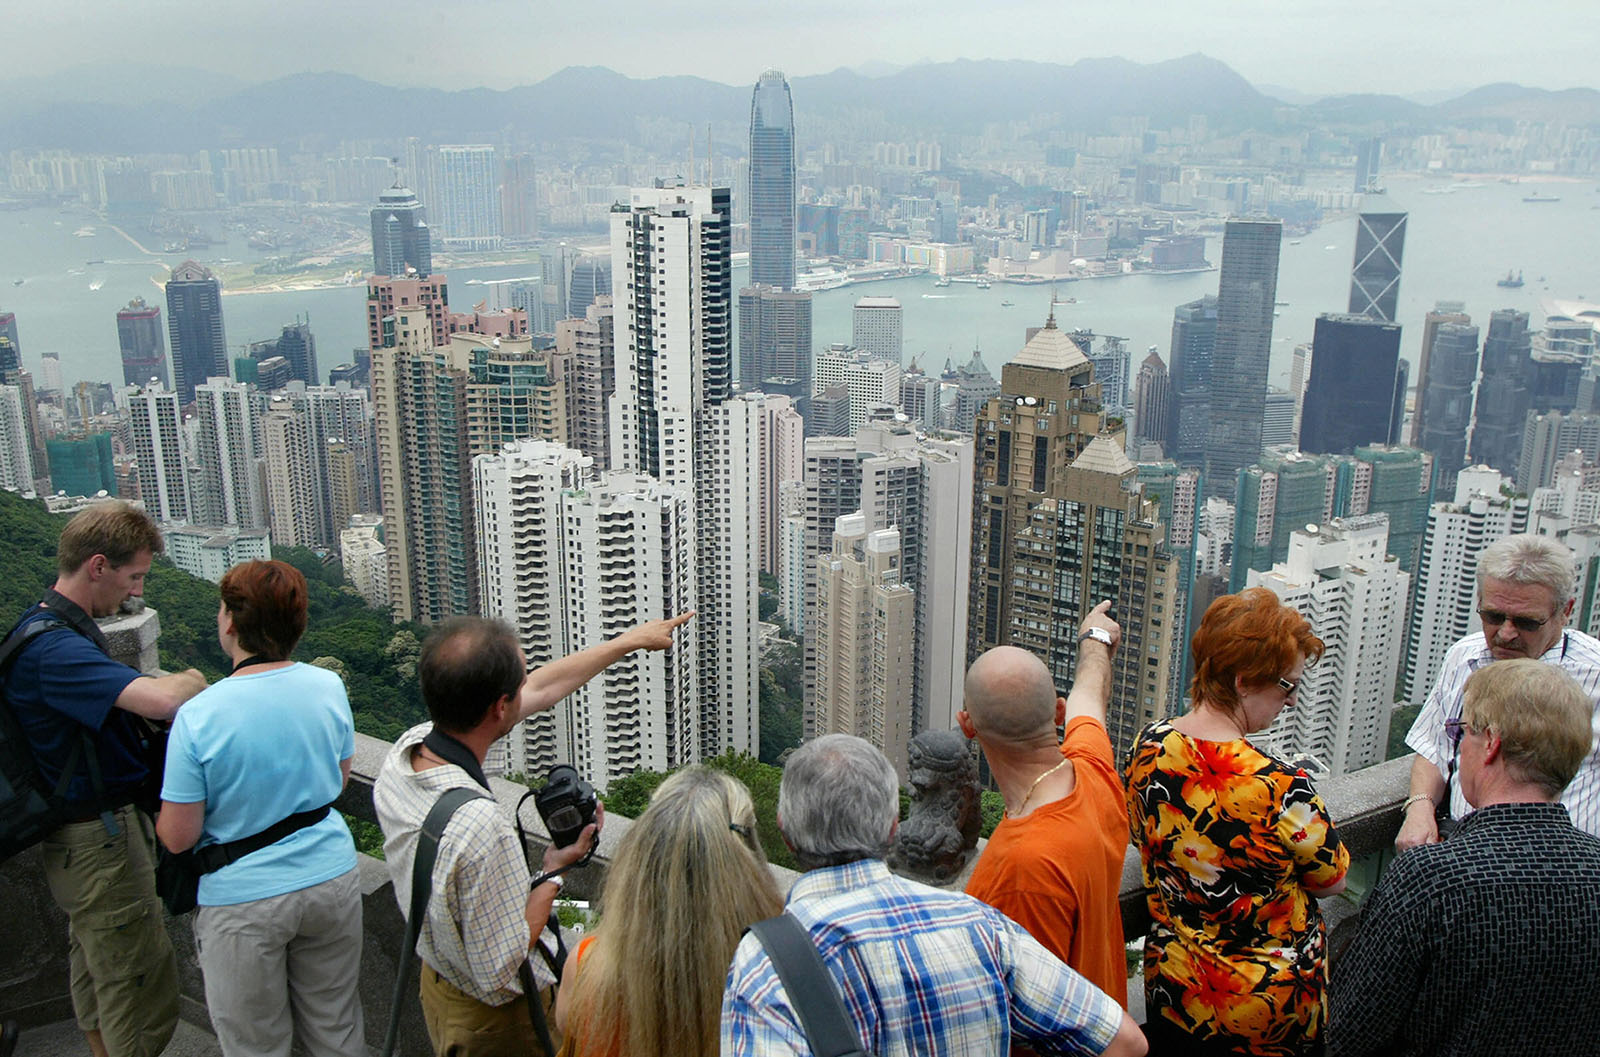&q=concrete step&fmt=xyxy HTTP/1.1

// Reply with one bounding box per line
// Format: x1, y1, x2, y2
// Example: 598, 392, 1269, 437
13, 1018, 222, 1057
